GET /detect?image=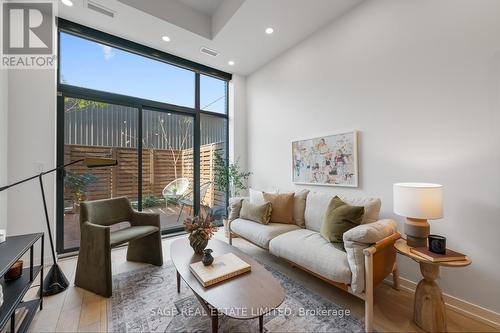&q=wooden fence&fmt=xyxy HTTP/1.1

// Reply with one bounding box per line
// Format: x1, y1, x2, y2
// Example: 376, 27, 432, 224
64, 142, 226, 209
